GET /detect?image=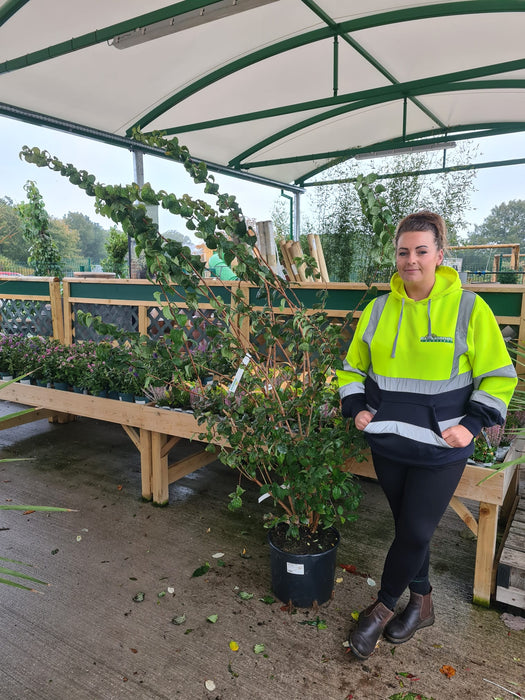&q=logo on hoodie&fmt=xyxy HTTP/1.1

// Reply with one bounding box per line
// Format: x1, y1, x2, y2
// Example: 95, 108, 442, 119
420, 333, 453, 344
